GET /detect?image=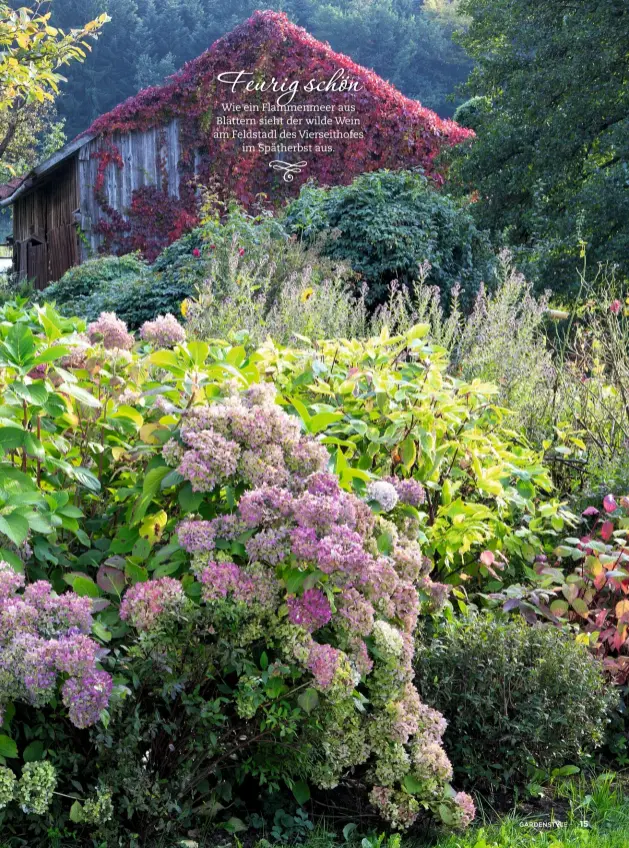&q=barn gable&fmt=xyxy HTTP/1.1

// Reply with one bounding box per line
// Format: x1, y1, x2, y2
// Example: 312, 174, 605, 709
0, 9, 473, 287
